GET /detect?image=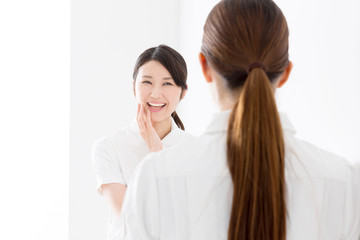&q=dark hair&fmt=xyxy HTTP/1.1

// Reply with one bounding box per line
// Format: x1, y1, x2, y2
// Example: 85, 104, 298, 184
133, 44, 187, 130
202, 0, 289, 239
